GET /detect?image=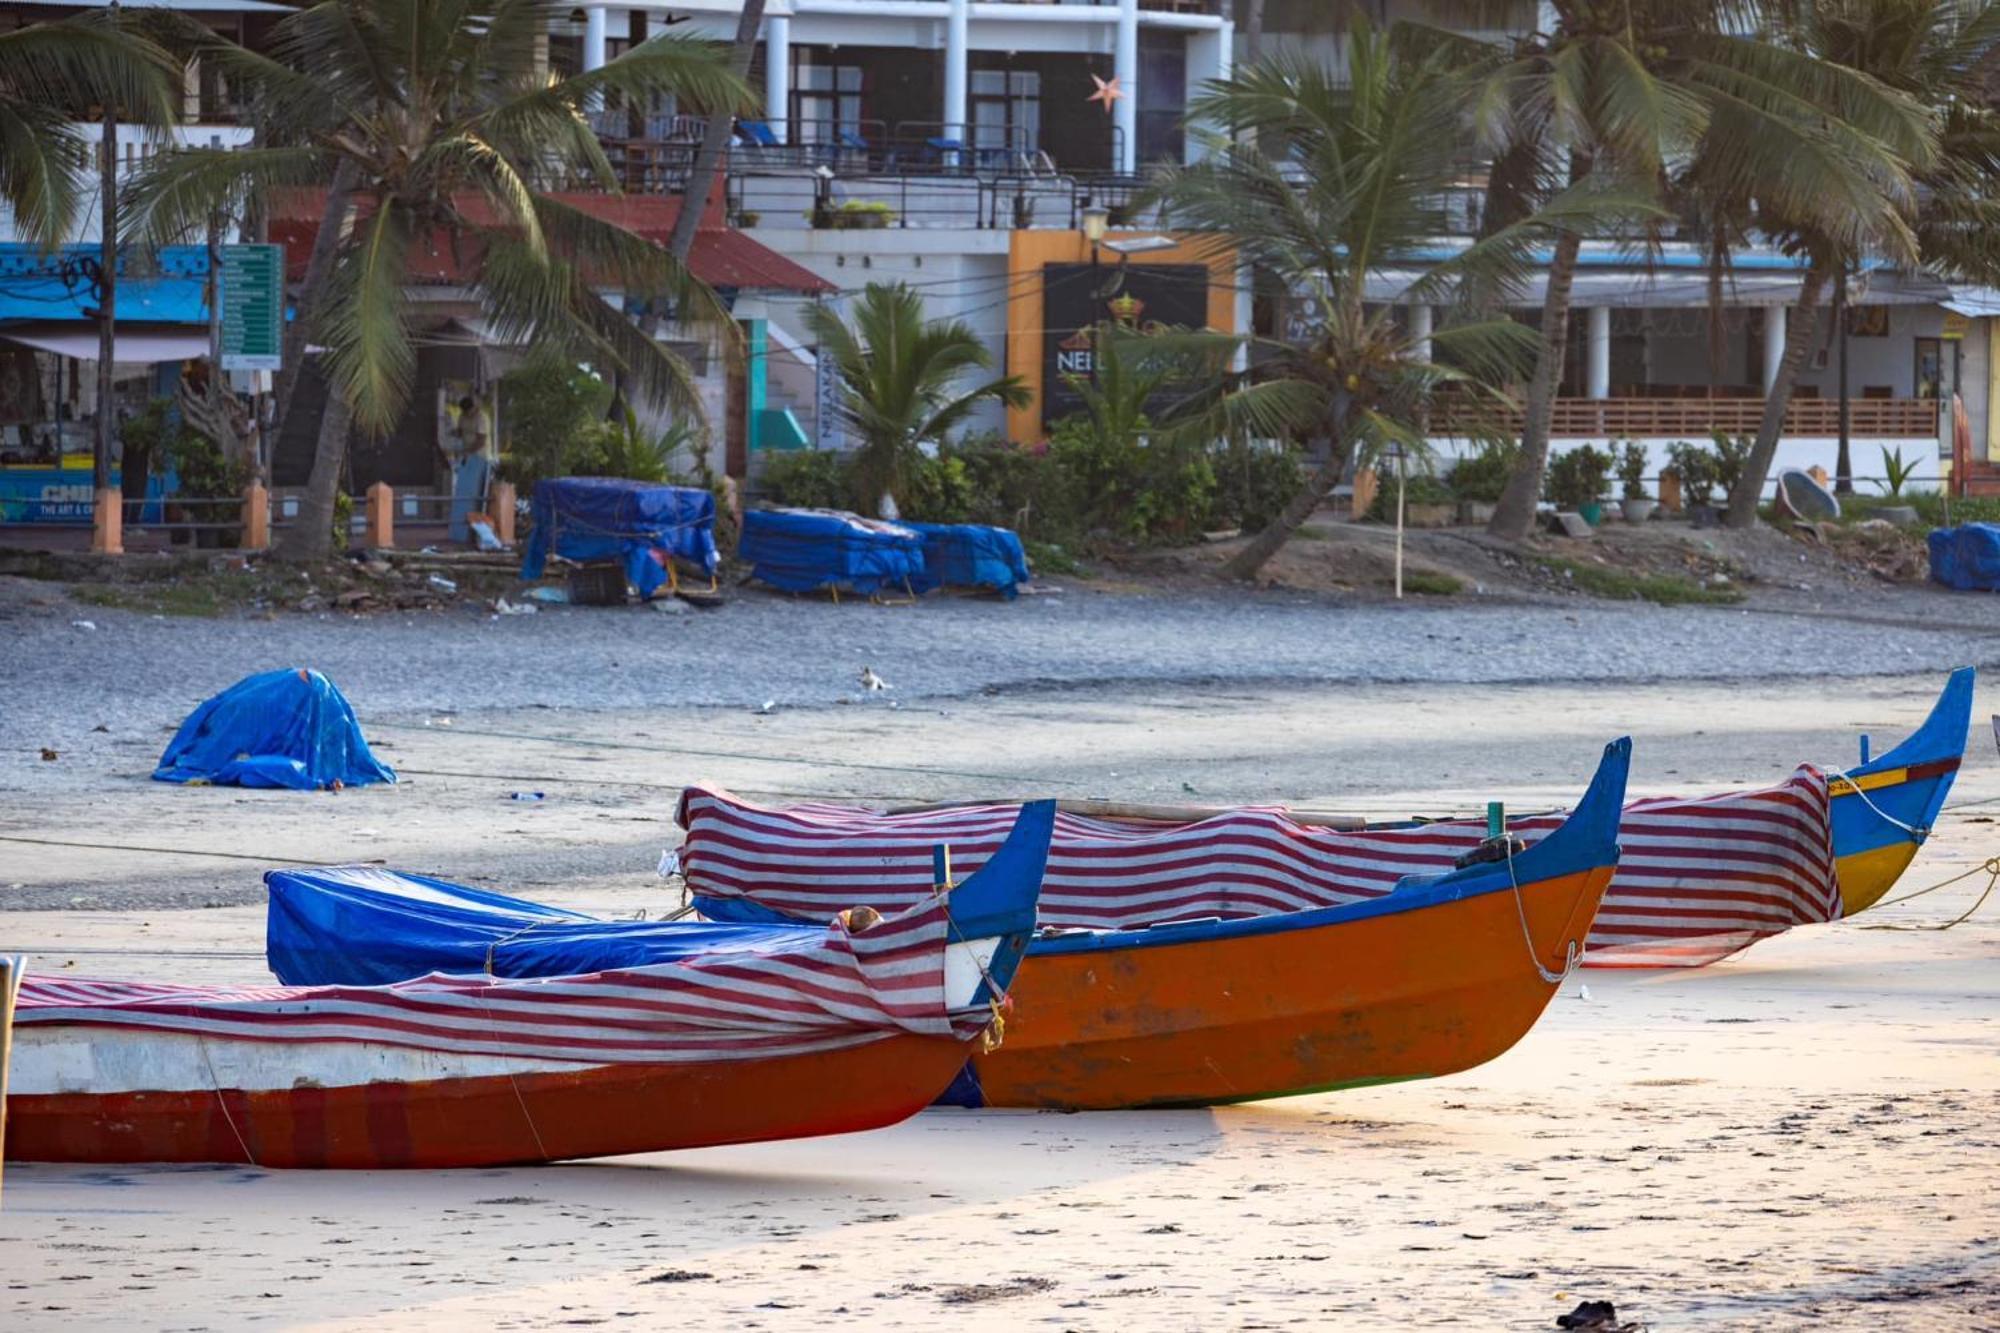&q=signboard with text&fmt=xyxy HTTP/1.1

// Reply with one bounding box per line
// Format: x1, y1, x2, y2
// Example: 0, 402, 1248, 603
1039, 262, 1209, 430
220, 243, 284, 371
